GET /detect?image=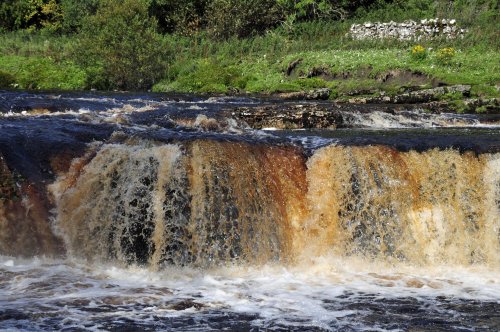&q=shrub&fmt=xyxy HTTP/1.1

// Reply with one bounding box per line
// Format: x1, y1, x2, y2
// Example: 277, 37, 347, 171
206, 0, 284, 39
435, 47, 456, 66
0, 55, 86, 89
0, 70, 16, 88
410, 44, 427, 61
60, 0, 98, 33
168, 59, 247, 93
75, 0, 169, 90
149, 0, 209, 35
